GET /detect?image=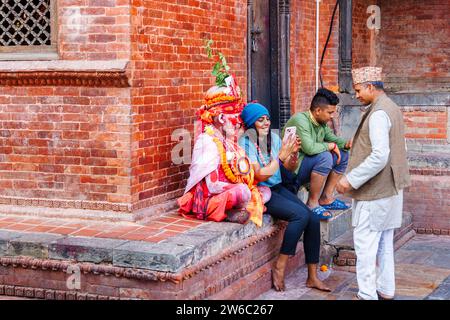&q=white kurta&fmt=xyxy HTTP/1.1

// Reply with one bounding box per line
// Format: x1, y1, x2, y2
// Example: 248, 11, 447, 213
345, 108, 405, 300
346, 110, 403, 232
